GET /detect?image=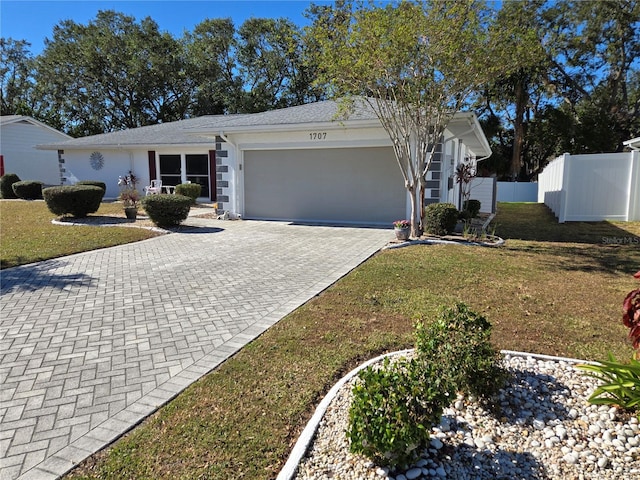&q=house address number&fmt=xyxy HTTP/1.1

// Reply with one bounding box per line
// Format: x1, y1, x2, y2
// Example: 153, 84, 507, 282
309, 132, 327, 140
